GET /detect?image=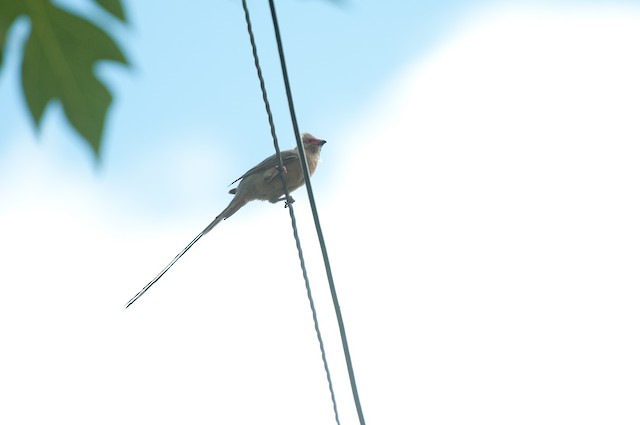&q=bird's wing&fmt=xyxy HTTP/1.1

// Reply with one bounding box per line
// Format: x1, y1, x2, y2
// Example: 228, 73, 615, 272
228, 148, 300, 186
